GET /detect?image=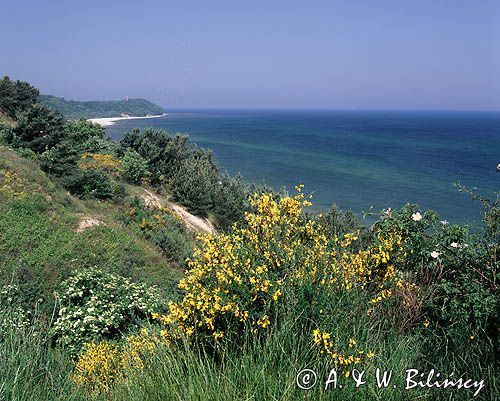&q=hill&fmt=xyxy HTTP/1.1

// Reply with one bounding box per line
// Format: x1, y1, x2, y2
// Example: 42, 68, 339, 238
0, 145, 185, 311
40, 95, 165, 119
